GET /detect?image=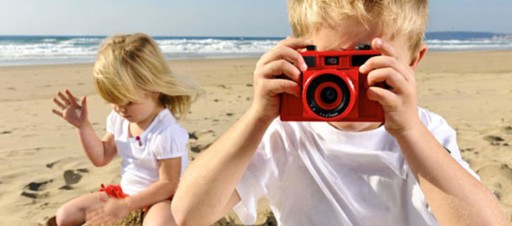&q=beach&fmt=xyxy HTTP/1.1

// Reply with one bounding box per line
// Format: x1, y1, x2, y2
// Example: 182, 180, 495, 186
0, 51, 511, 225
